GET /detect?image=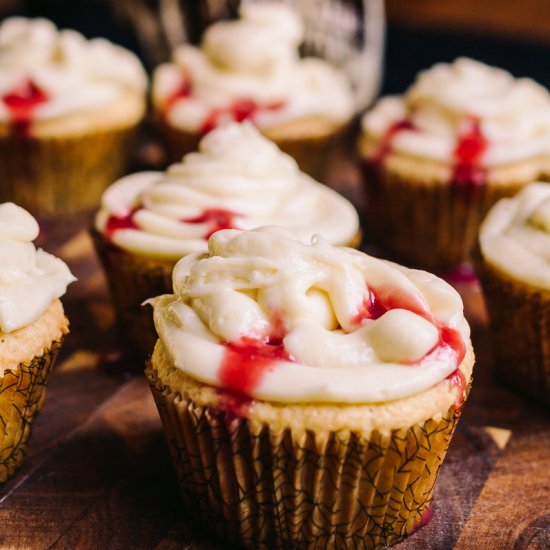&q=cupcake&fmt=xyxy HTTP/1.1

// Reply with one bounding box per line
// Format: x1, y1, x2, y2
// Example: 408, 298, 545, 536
146, 226, 474, 548
152, 2, 354, 180
0, 202, 75, 481
93, 122, 360, 357
0, 17, 147, 217
476, 182, 550, 404
358, 57, 550, 270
